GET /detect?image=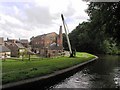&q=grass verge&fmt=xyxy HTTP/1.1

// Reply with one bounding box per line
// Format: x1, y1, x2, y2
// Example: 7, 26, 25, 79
2, 52, 96, 84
